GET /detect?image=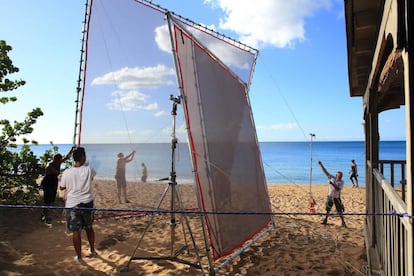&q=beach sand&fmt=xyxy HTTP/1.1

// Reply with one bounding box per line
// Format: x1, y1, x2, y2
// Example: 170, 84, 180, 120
0, 180, 367, 275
